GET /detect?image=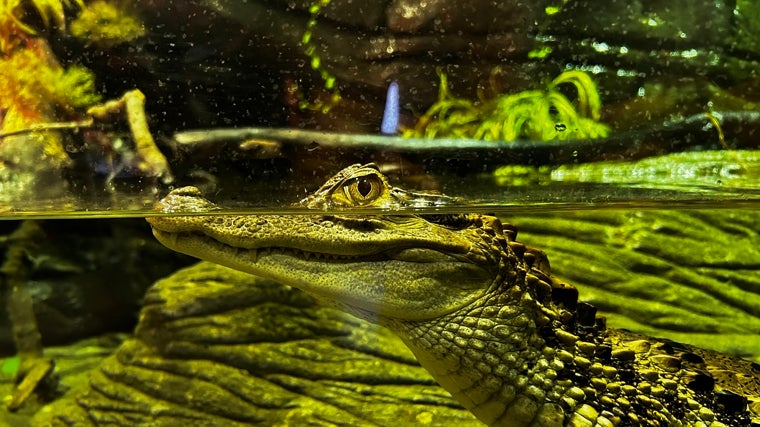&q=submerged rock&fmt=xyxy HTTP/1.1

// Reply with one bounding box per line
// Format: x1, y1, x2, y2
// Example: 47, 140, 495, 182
34, 262, 479, 426
513, 209, 760, 360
